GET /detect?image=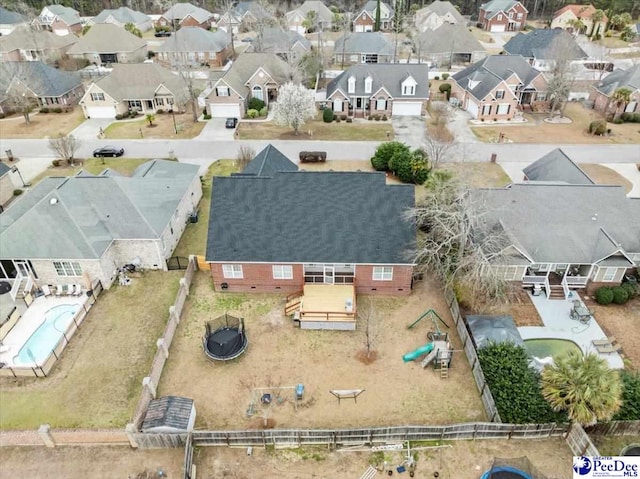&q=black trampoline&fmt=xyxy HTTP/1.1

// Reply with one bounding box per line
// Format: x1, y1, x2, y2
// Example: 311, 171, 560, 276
480, 457, 546, 479
621, 444, 640, 456
203, 314, 248, 361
